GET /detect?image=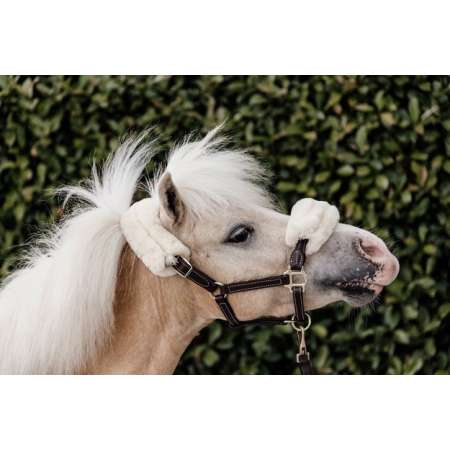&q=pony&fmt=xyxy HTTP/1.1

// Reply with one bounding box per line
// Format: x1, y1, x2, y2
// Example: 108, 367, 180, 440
0, 127, 399, 374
